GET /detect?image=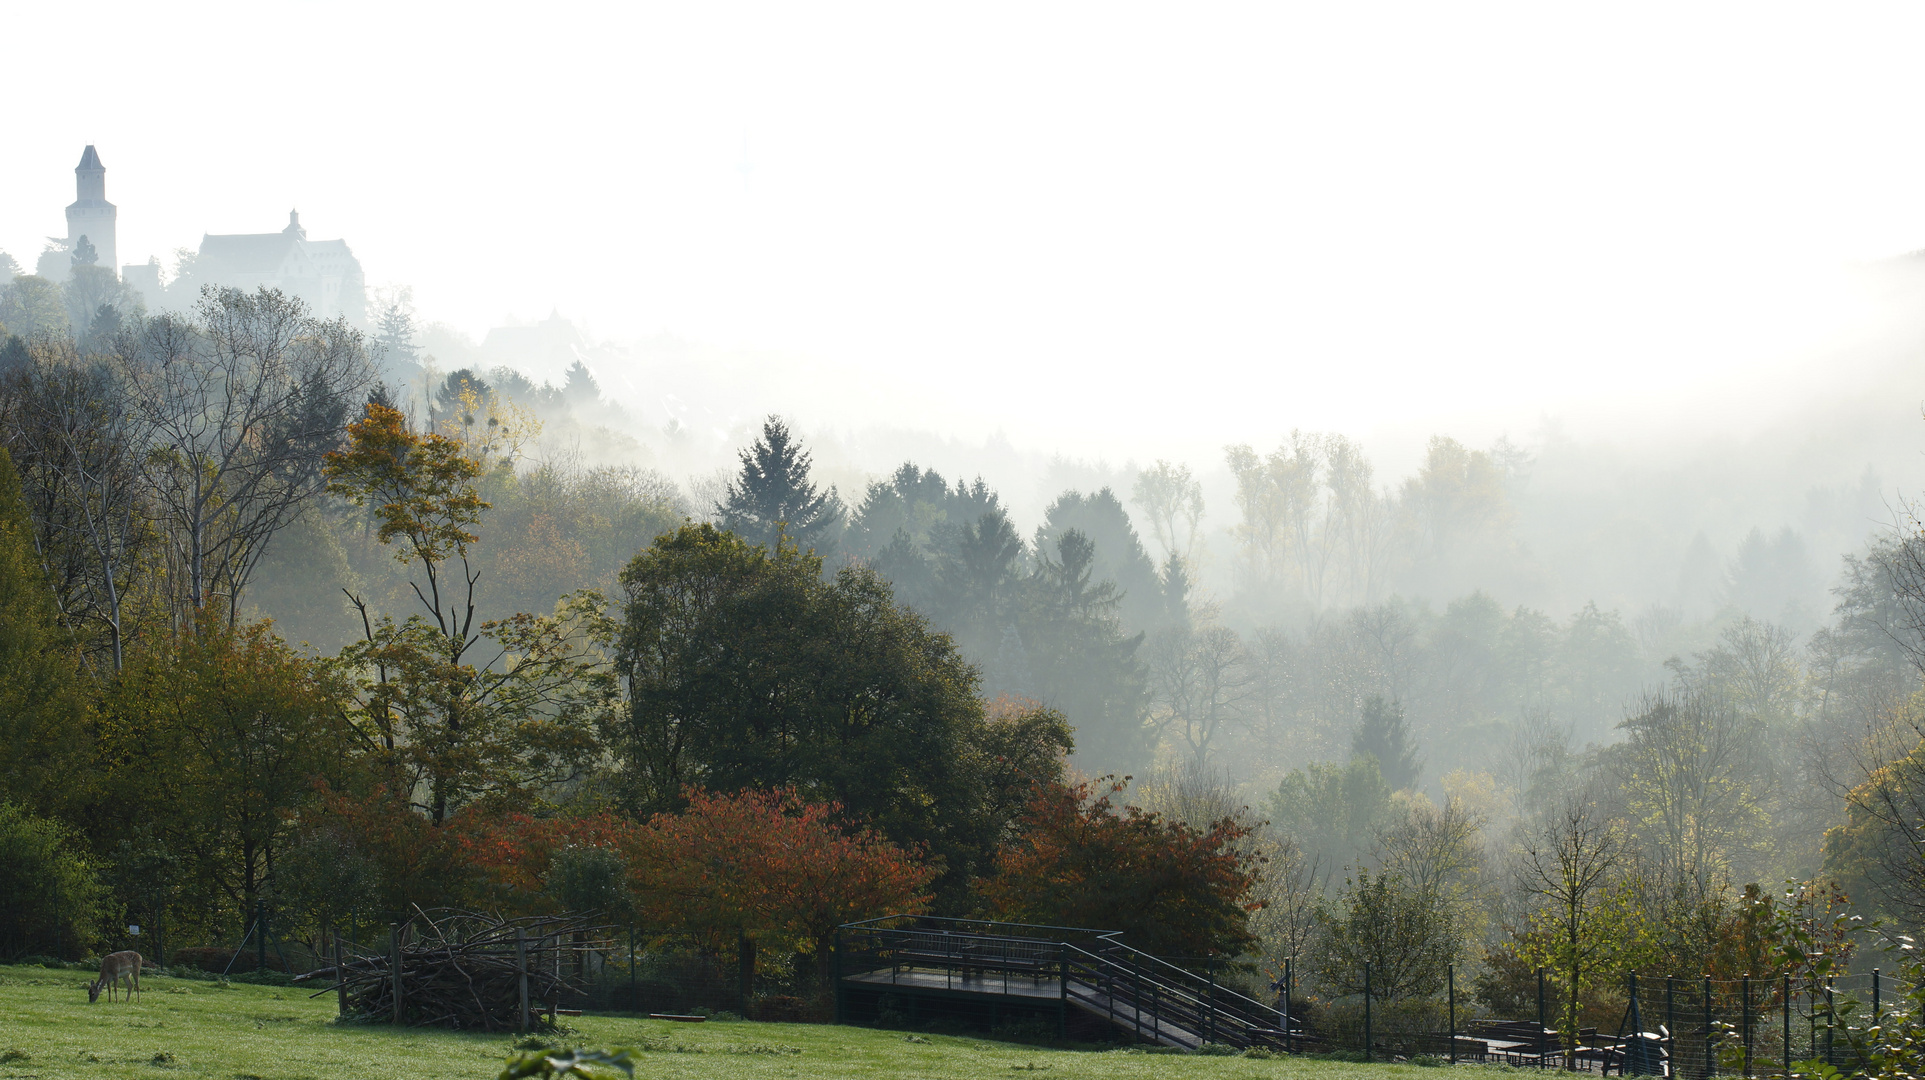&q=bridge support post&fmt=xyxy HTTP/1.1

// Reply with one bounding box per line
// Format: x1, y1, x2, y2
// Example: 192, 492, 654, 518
1058, 943, 1069, 1041
1207, 958, 1218, 1047
1134, 953, 1143, 1041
